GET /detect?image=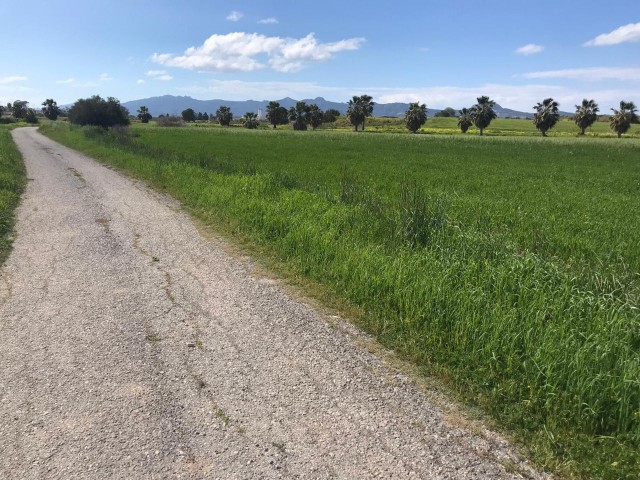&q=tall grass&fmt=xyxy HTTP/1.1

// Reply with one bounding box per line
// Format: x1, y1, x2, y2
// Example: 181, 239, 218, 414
0, 126, 26, 265
41, 122, 639, 479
